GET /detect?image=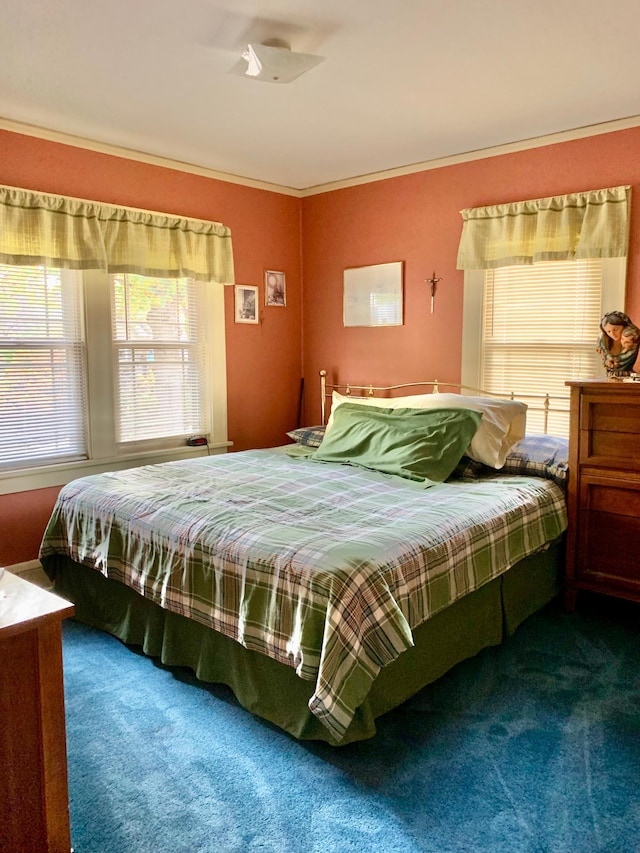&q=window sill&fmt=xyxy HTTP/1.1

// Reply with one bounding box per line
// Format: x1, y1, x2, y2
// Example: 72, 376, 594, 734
0, 442, 233, 496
